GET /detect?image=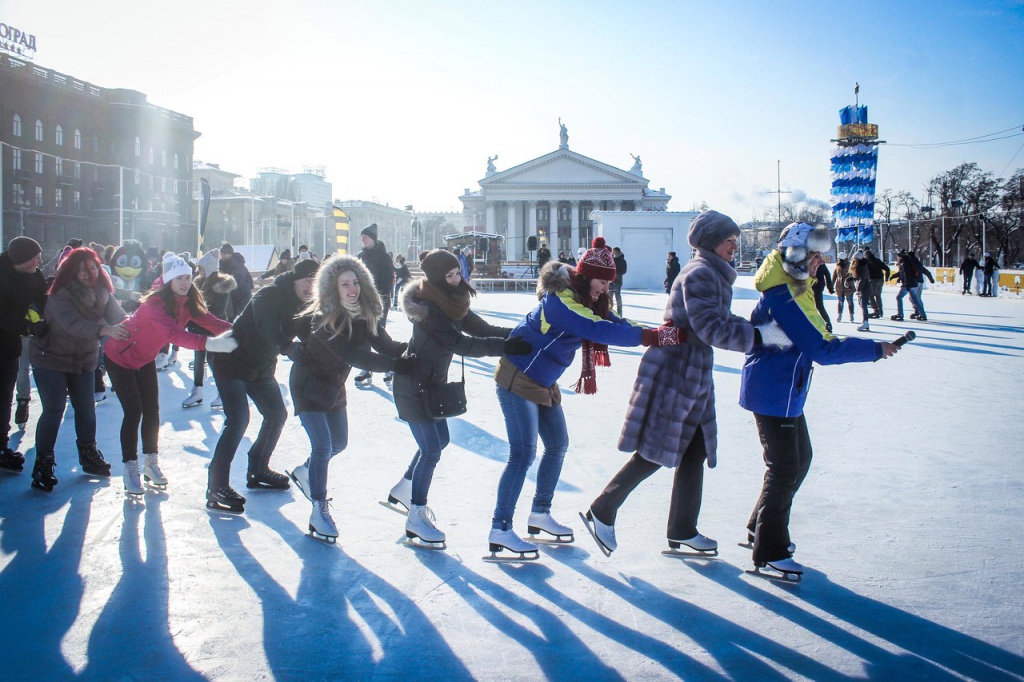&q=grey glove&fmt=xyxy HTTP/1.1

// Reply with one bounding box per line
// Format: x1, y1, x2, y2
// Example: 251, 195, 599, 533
205, 331, 239, 354
755, 320, 792, 349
